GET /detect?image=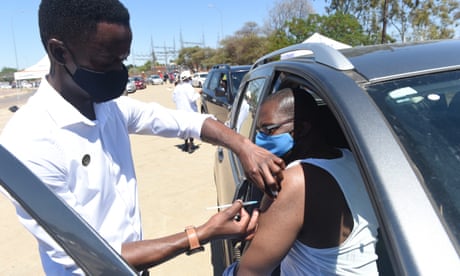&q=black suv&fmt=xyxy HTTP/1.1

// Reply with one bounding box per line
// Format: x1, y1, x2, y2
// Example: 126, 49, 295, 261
200, 64, 250, 122
211, 40, 460, 274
